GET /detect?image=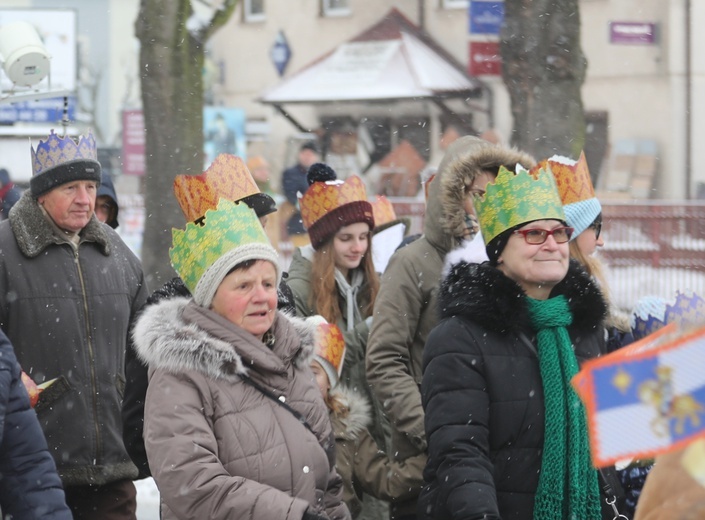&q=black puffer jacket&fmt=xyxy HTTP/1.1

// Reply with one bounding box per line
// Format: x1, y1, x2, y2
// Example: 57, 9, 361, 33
419, 260, 616, 520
